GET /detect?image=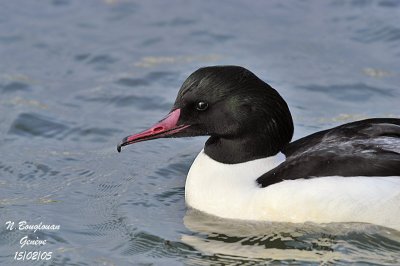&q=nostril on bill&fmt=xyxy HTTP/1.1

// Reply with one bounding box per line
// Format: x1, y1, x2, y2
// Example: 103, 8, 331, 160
153, 126, 164, 133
